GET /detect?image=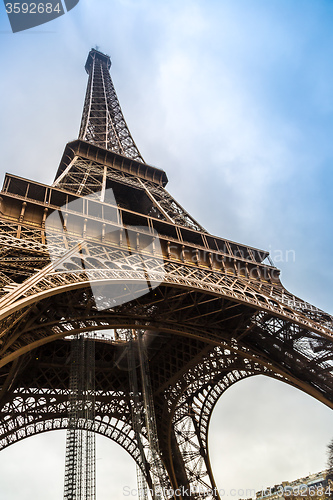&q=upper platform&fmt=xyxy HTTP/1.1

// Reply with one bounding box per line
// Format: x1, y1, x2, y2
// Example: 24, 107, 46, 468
54, 139, 168, 187
85, 49, 111, 73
